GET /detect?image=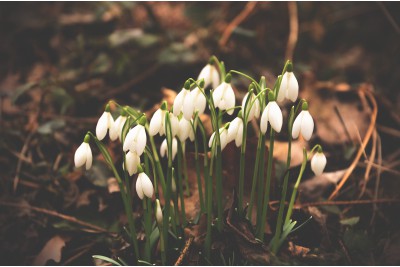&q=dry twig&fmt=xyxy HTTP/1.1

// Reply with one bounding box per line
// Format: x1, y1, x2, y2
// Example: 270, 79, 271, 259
174, 236, 194, 266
